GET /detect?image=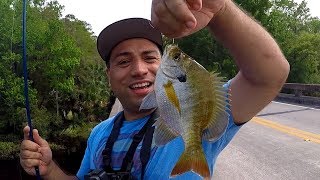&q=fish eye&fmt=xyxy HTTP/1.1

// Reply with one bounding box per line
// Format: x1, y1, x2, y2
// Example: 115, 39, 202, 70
173, 52, 181, 60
